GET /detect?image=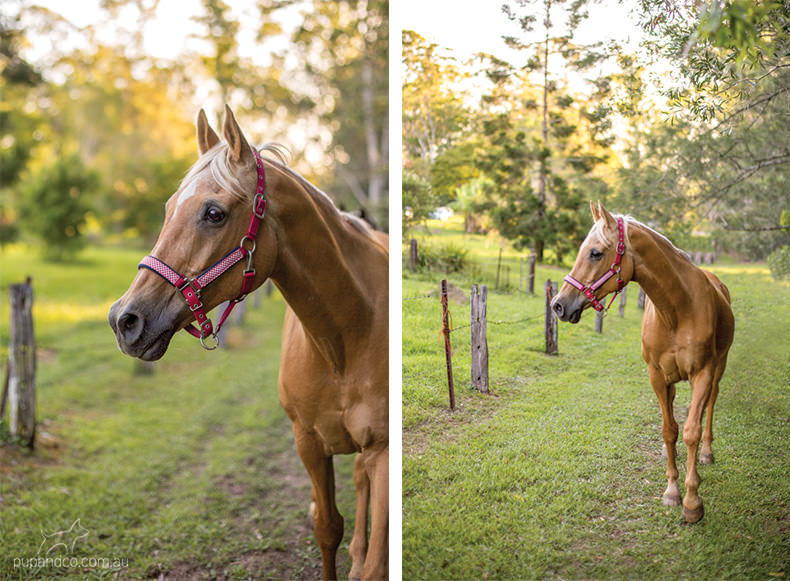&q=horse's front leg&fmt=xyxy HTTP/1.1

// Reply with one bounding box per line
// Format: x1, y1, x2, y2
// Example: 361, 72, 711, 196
292, 423, 343, 580
361, 444, 388, 580
349, 453, 370, 580
647, 365, 681, 506
683, 366, 715, 523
